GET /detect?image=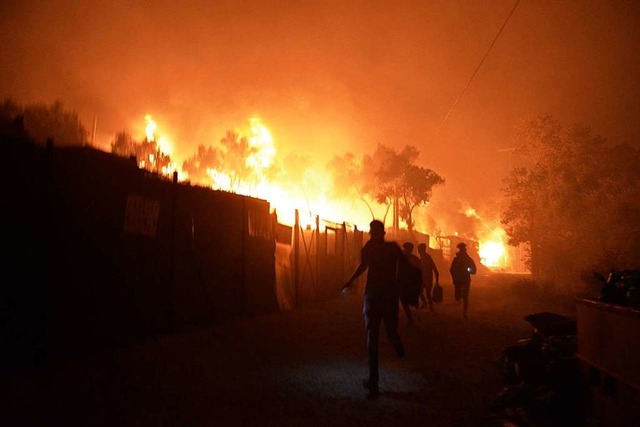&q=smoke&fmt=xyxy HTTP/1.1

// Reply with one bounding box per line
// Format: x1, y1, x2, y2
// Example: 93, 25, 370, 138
2, 0, 640, 209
